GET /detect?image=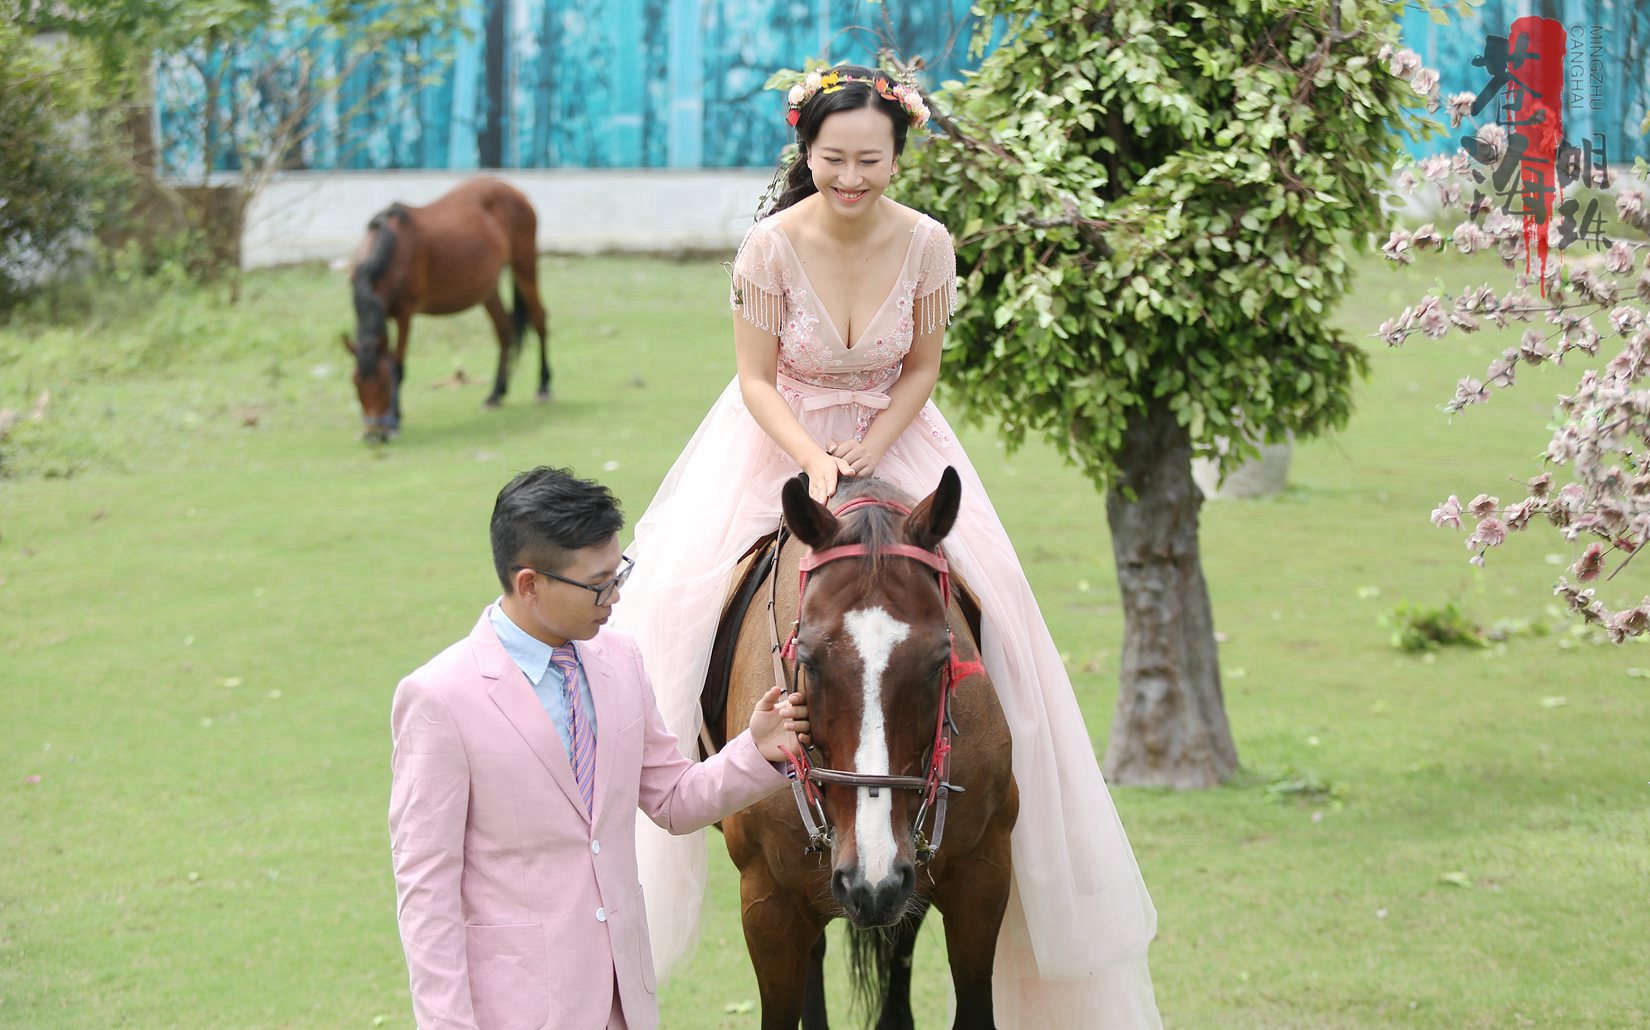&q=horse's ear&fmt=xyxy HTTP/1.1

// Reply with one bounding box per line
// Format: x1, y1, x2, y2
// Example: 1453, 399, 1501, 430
782, 473, 840, 549
906, 467, 962, 551
340, 332, 355, 355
